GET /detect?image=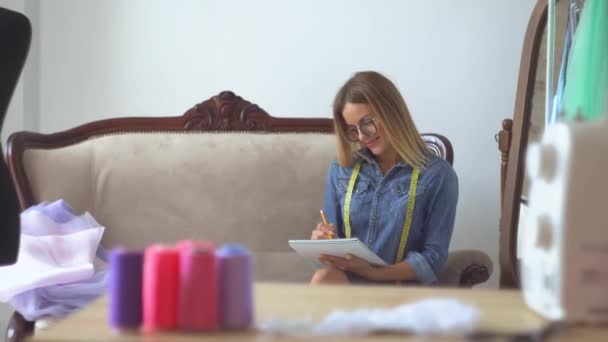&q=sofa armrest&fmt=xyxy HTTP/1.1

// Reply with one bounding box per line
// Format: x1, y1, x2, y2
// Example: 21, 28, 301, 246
438, 249, 493, 287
